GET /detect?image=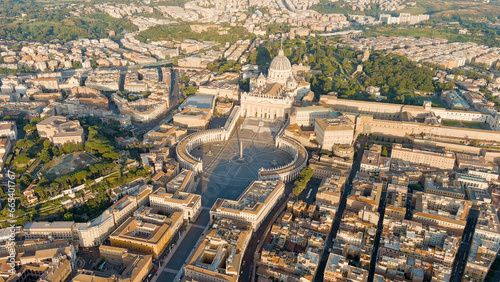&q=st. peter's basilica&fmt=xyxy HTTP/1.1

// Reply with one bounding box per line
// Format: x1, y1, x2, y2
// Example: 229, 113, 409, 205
240, 46, 310, 120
